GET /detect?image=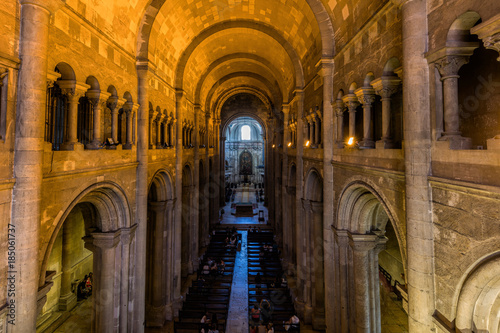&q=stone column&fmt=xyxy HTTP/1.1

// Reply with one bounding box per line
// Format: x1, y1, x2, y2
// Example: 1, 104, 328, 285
342, 94, 359, 140
123, 102, 137, 150
395, 0, 435, 330
314, 113, 322, 148
310, 201, 325, 330
192, 105, 201, 270
120, 225, 136, 333
107, 96, 125, 146
84, 231, 121, 333
282, 104, 290, 266
371, 77, 401, 149
135, 60, 150, 332
435, 55, 472, 149
147, 202, 168, 327
58, 221, 77, 312
87, 90, 111, 149
335, 99, 346, 148
355, 87, 376, 149
149, 109, 158, 149
174, 89, 185, 311
294, 90, 306, 316
9, 1, 64, 332
59, 82, 88, 150
349, 234, 378, 333
164, 199, 176, 318
156, 113, 164, 148
309, 117, 315, 146
332, 228, 350, 333
300, 199, 313, 323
